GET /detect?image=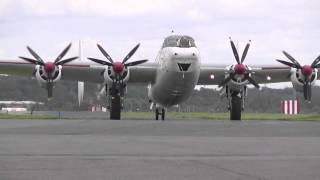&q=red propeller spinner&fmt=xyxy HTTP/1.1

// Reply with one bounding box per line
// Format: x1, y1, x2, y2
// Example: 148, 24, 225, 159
112, 62, 125, 74
234, 64, 246, 75
43, 62, 56, 74
301, 65, 313, 77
